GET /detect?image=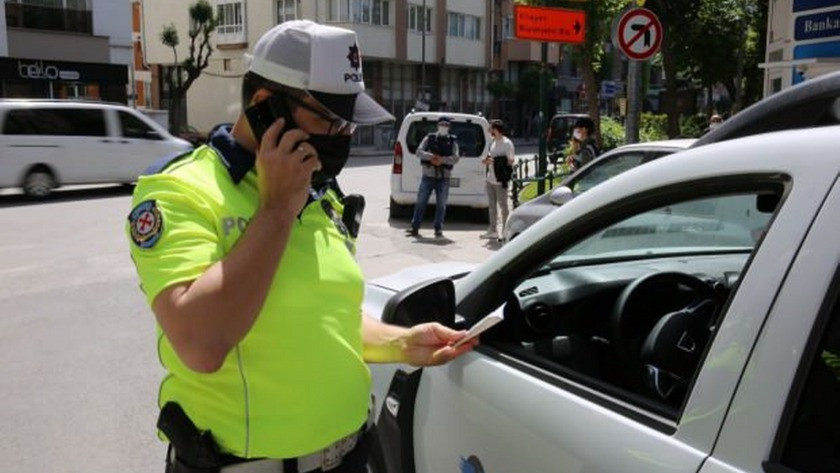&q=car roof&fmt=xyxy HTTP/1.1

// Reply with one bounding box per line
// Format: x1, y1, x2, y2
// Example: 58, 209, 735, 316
606, 138, 696, 152
404, 111, 489, 123
0, 99, 131, 111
